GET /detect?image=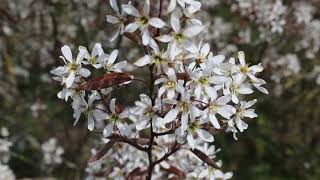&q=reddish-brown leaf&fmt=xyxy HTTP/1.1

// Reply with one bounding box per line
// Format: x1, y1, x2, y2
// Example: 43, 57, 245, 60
125, 167, 147, 180
161, 165, 186, 179
88, 141, 115, 163
115, 101, 123, 114
79, 72, 133, 91
190, 148, 220, 169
